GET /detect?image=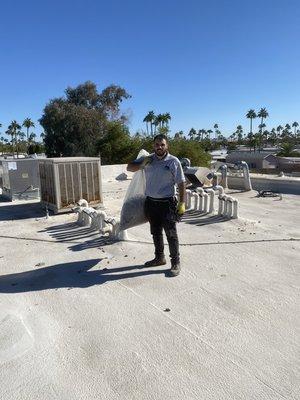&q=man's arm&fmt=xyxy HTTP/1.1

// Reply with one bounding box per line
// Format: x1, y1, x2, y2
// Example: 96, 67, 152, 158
178, 181, 186, 204
127, 155, 152, 172
126, 162, 140, 172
